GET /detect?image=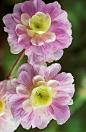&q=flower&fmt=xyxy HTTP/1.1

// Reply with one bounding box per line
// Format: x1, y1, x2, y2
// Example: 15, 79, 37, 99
0, 80, 19, 132
3, 0, 72, 64
7, 63, 74, 129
